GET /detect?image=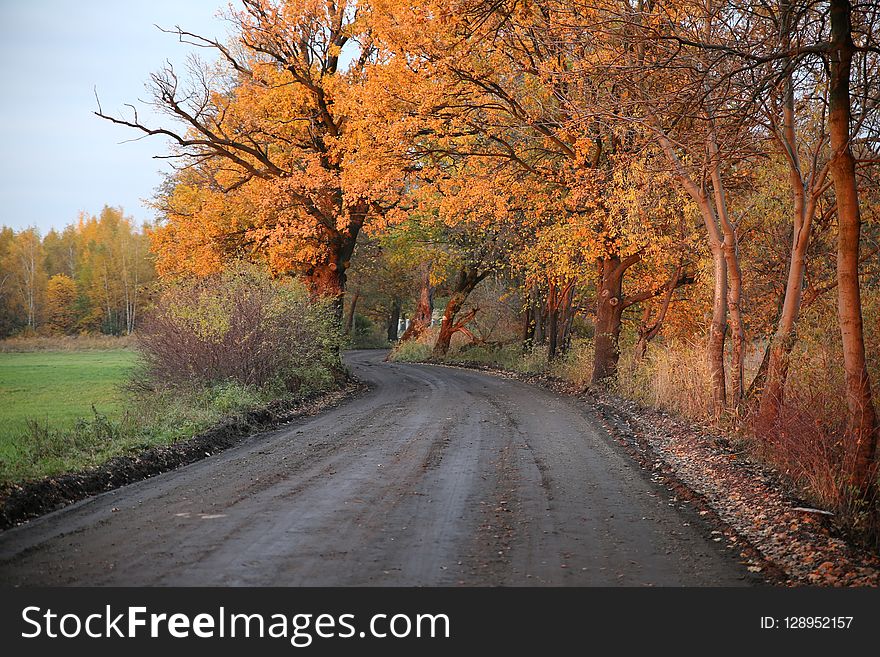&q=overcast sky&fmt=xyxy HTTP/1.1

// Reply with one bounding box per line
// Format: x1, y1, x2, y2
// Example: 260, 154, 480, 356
0, 0, 229, 233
